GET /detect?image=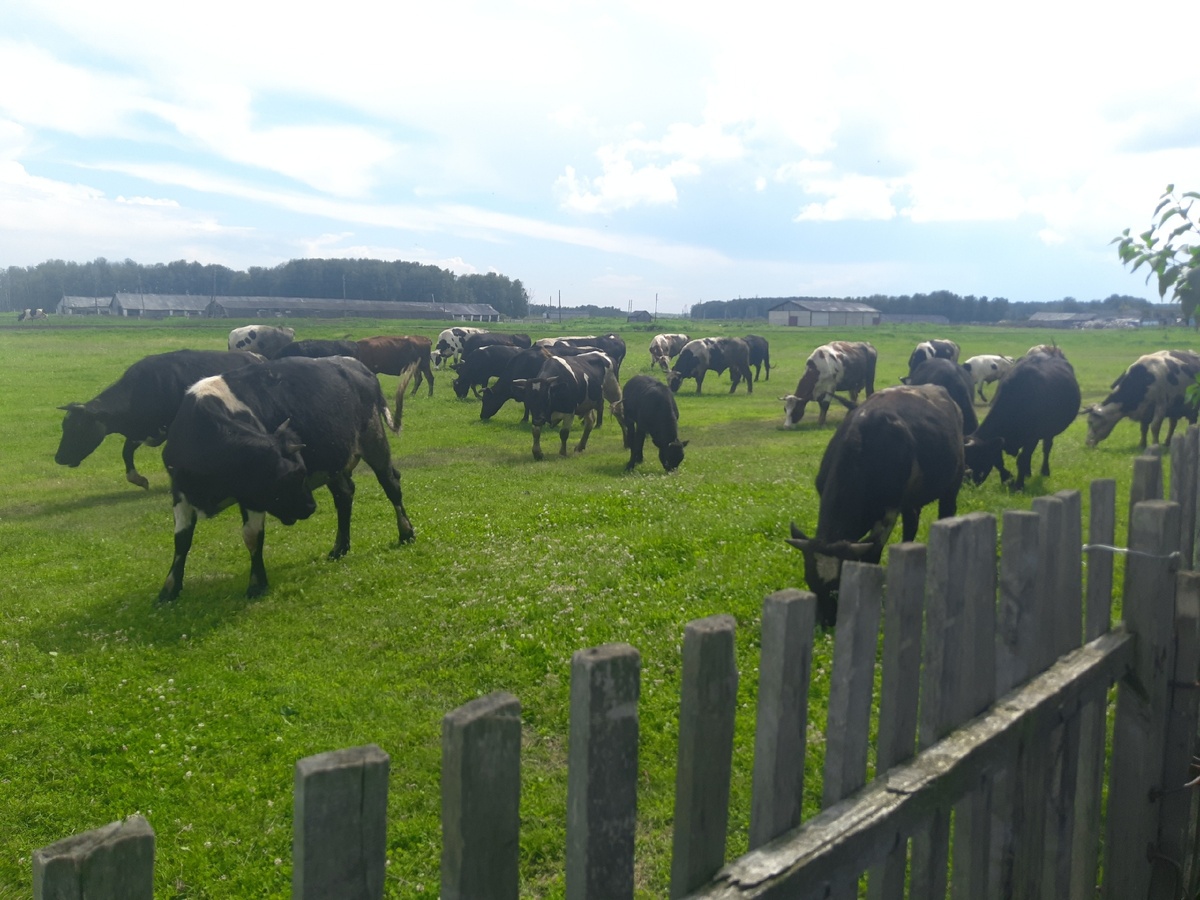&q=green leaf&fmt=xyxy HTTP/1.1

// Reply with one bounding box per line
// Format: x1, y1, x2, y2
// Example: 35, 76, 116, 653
1158, 265, 1181, 297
